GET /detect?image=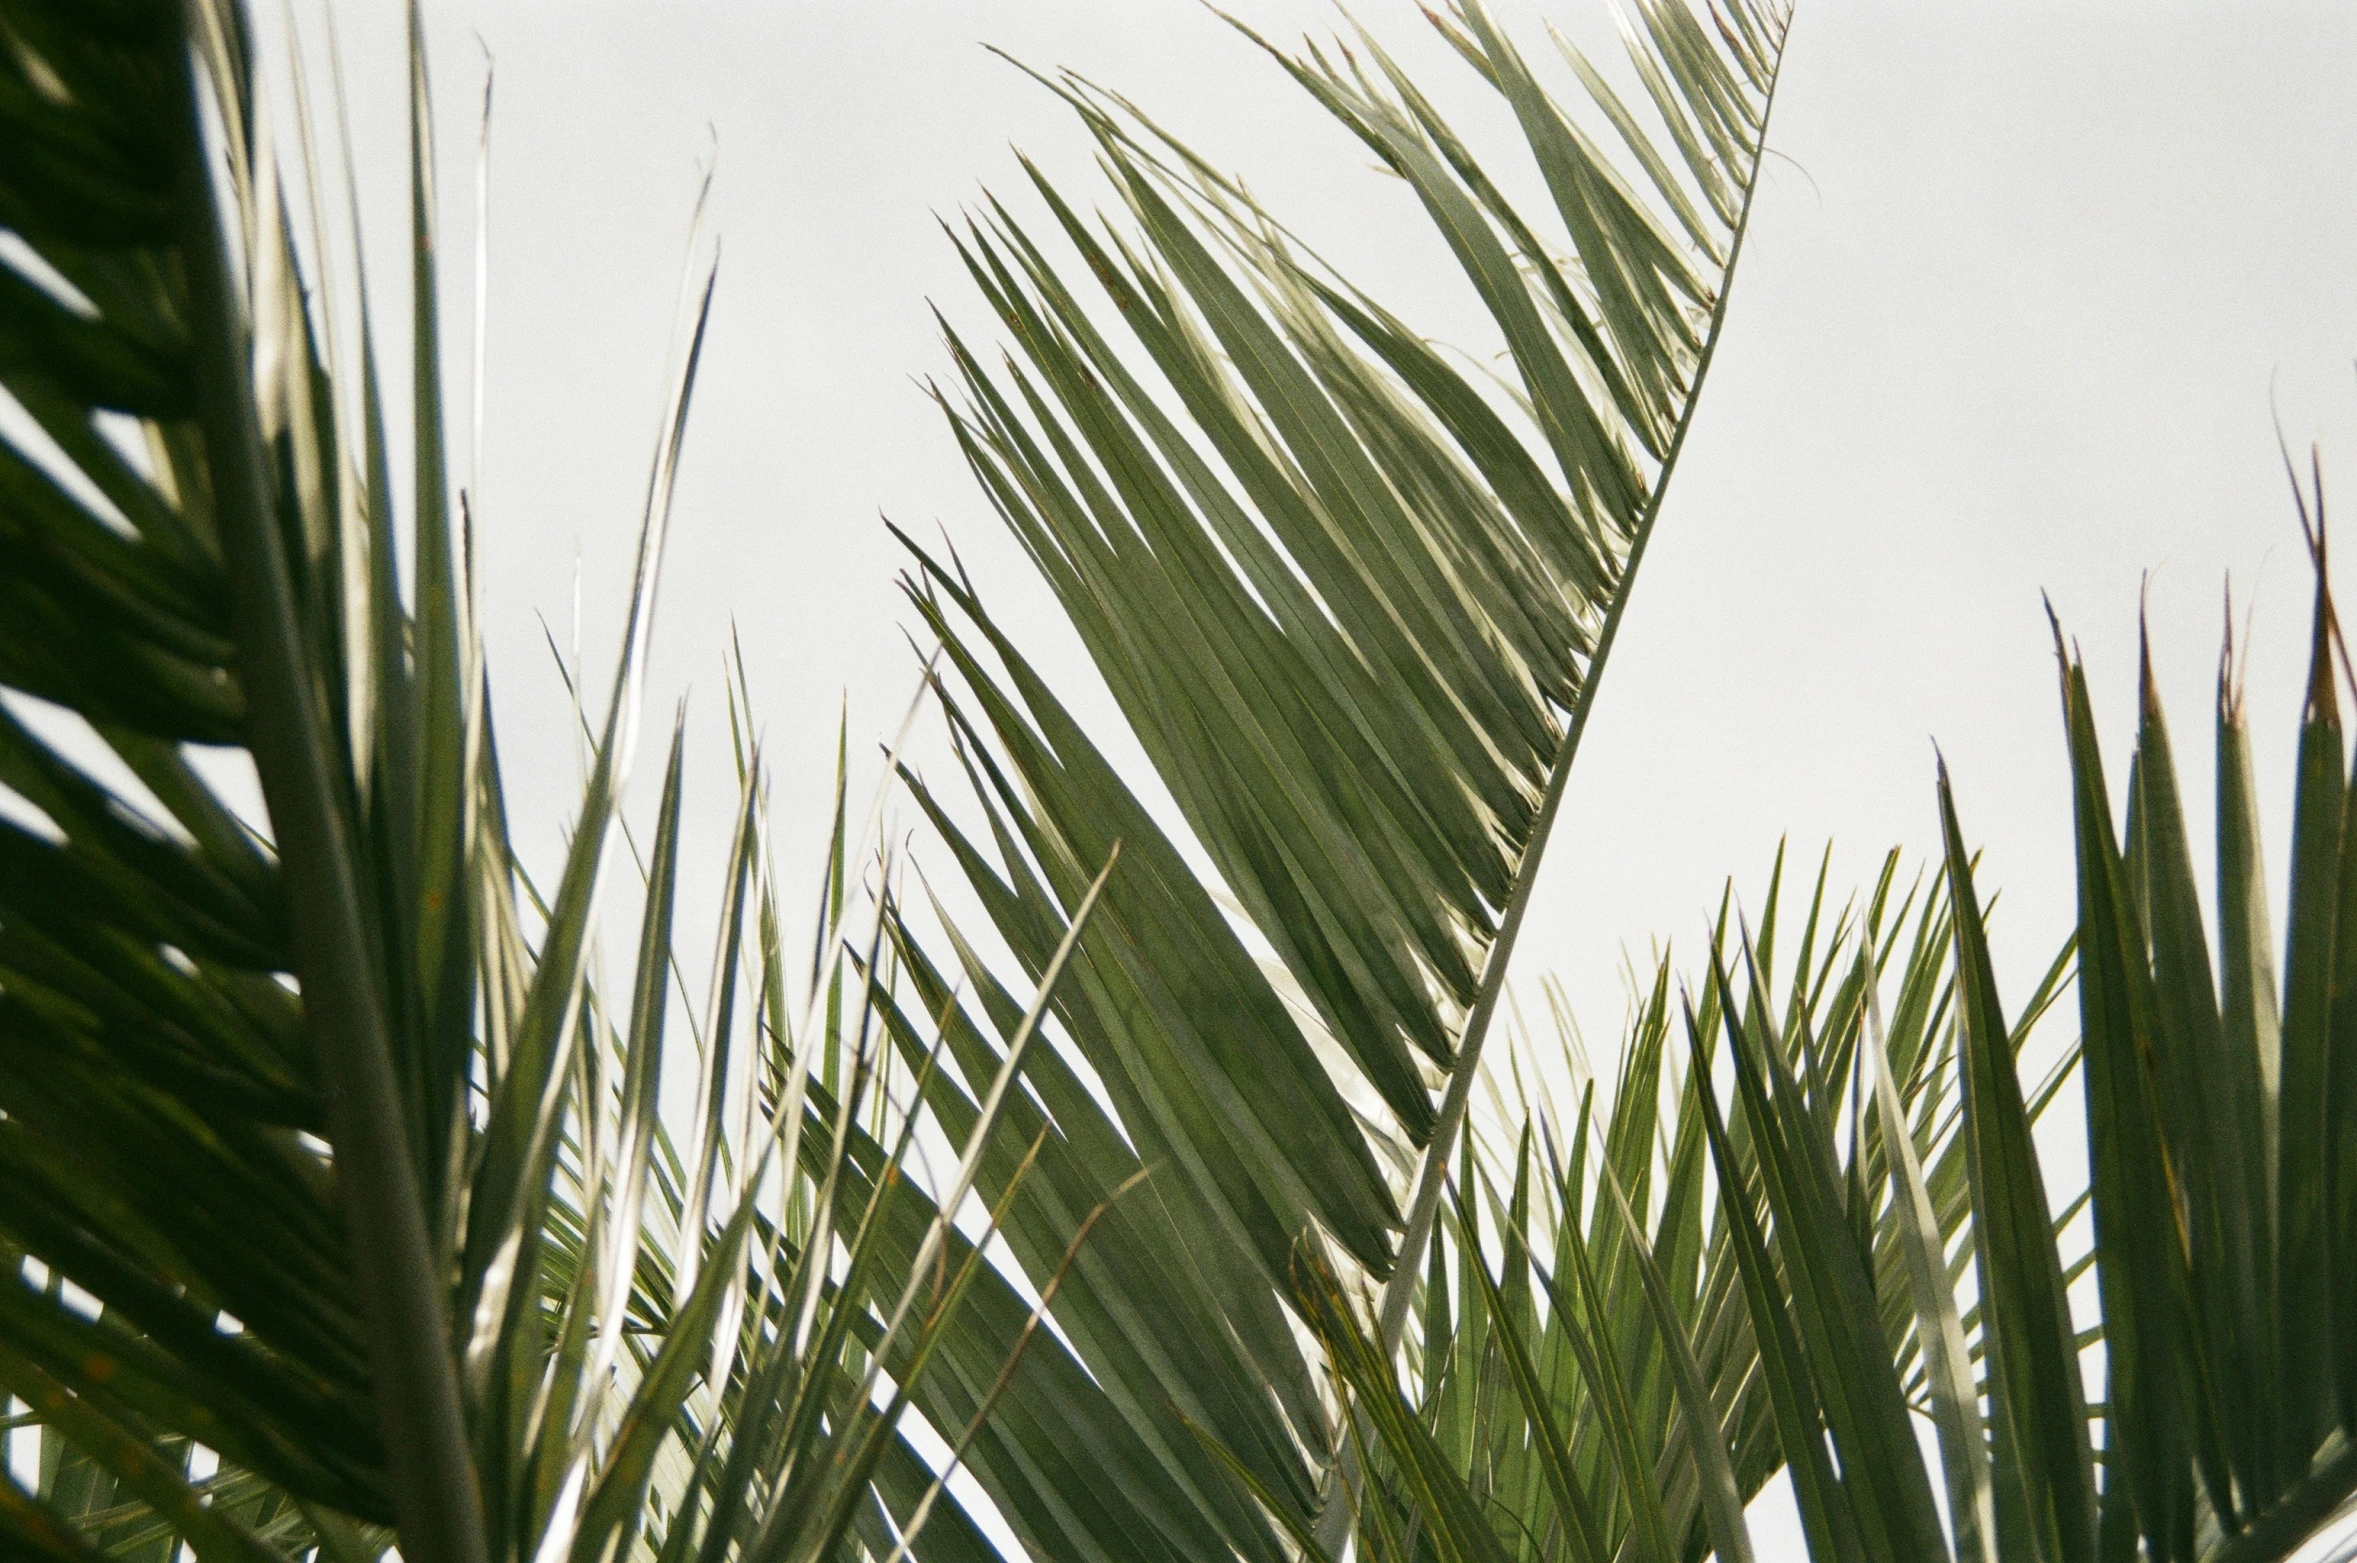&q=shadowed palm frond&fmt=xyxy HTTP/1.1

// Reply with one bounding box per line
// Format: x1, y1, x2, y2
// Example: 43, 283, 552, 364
0, 5, 1099, 1561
